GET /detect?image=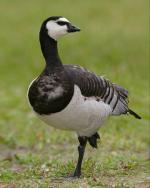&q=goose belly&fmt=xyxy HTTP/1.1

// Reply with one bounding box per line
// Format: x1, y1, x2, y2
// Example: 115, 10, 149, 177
37, 85, 112, 136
